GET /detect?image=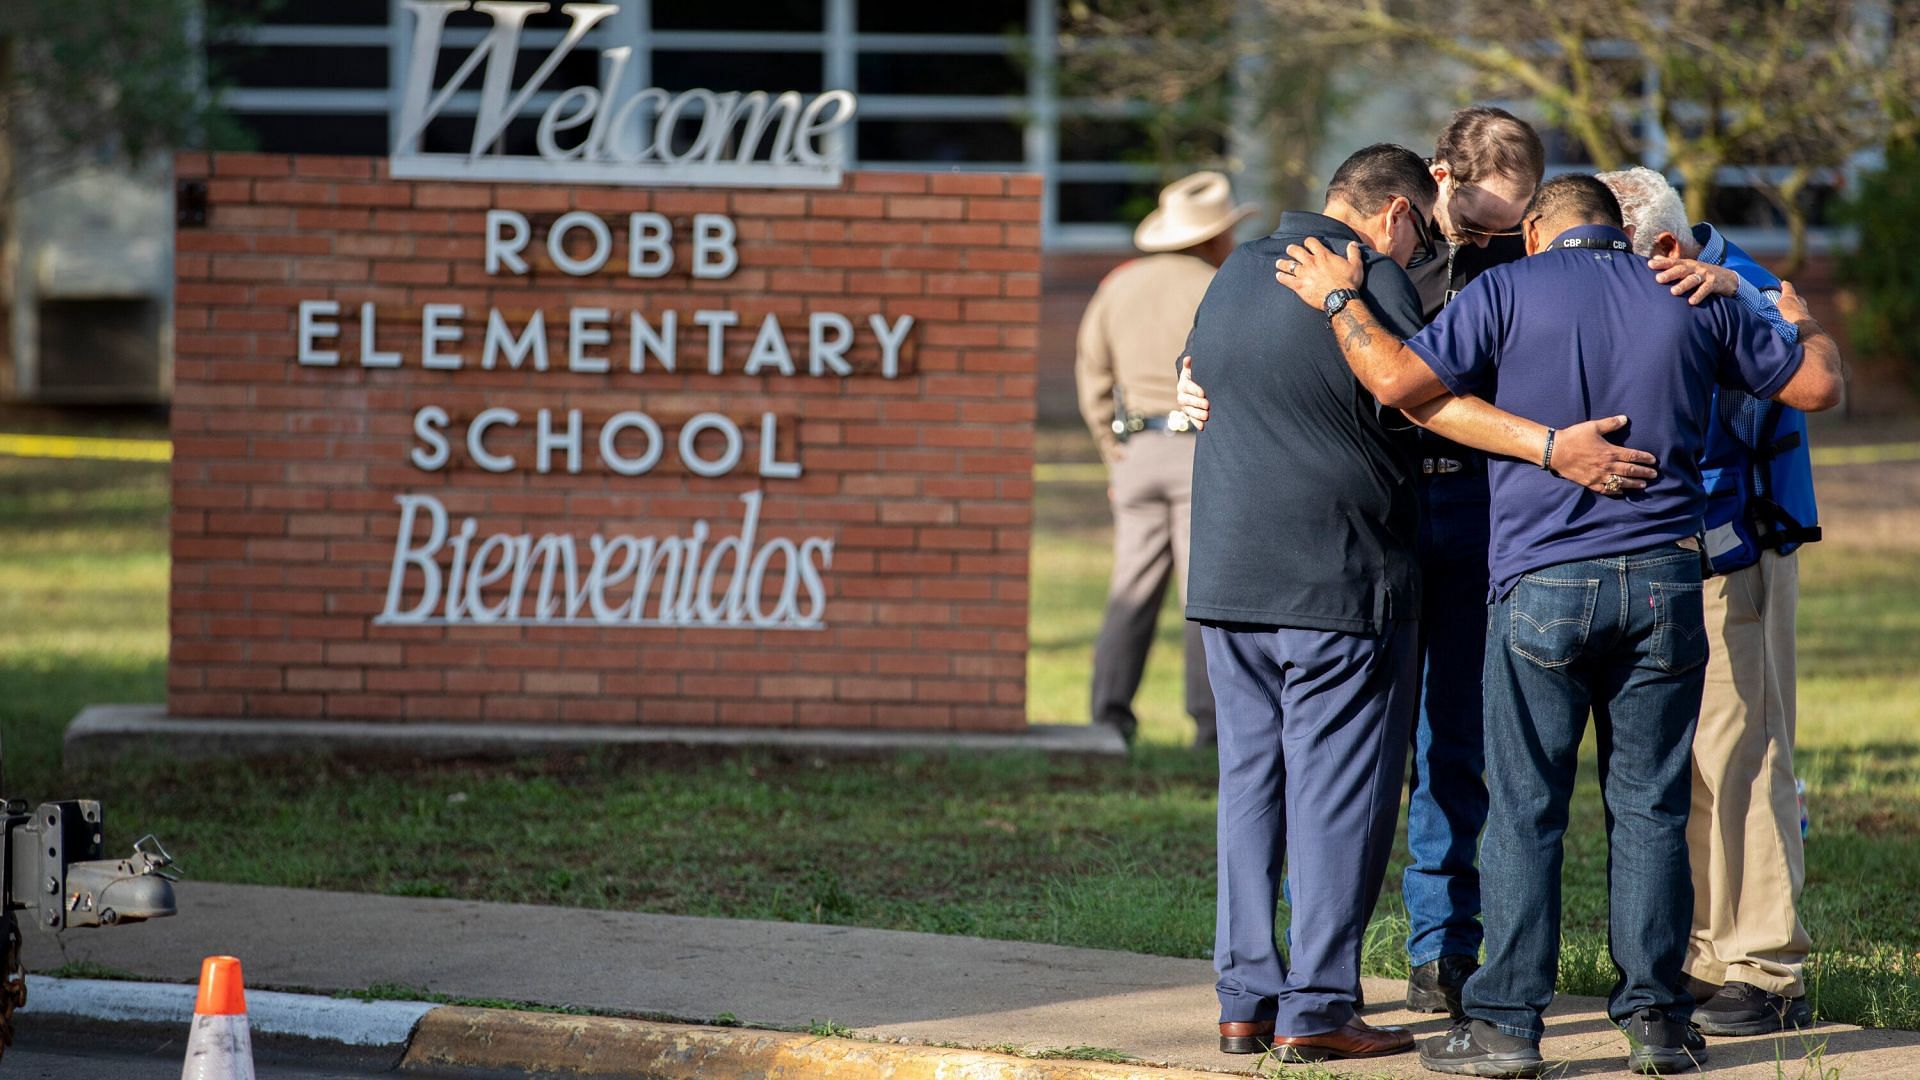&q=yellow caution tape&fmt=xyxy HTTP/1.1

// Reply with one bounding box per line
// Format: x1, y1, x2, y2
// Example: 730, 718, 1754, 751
0, 433, 172, 463
1033, 462, 1108, 484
